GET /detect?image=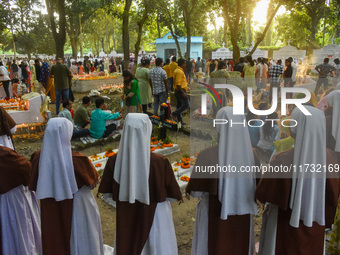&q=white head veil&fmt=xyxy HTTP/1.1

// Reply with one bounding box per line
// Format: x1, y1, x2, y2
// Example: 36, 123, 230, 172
327, 90, 340, 152
36, 118, 78, 201
215, 107, 257, 220
289, 106, 326, 228
113, 113, 152, 205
